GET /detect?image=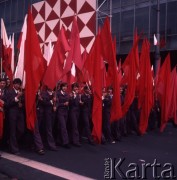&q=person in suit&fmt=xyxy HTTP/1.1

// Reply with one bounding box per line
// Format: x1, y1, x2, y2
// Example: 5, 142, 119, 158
0, 78, 6, 152
80, 85, 95, 145
0, 78, 11, 149
6, 78, 25, 154
102, 87, 115, 144
68, 83, 81, 147
56, 82, 70, 148
33, 88, 45, 155
40, 87, 57, 151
